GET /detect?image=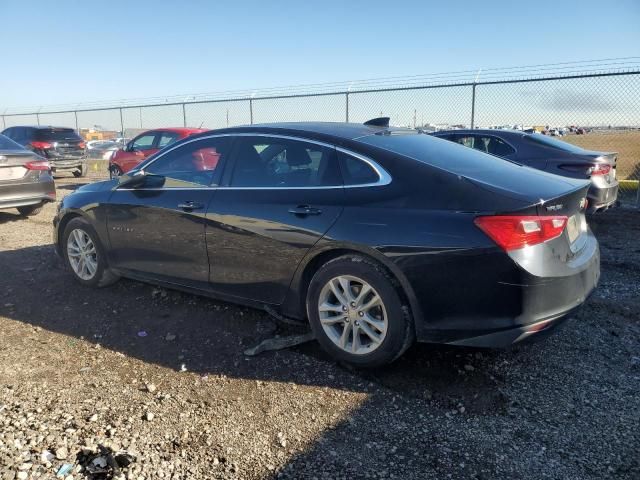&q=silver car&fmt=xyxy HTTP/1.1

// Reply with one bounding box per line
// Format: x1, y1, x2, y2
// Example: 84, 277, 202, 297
0, 134, 56, 216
